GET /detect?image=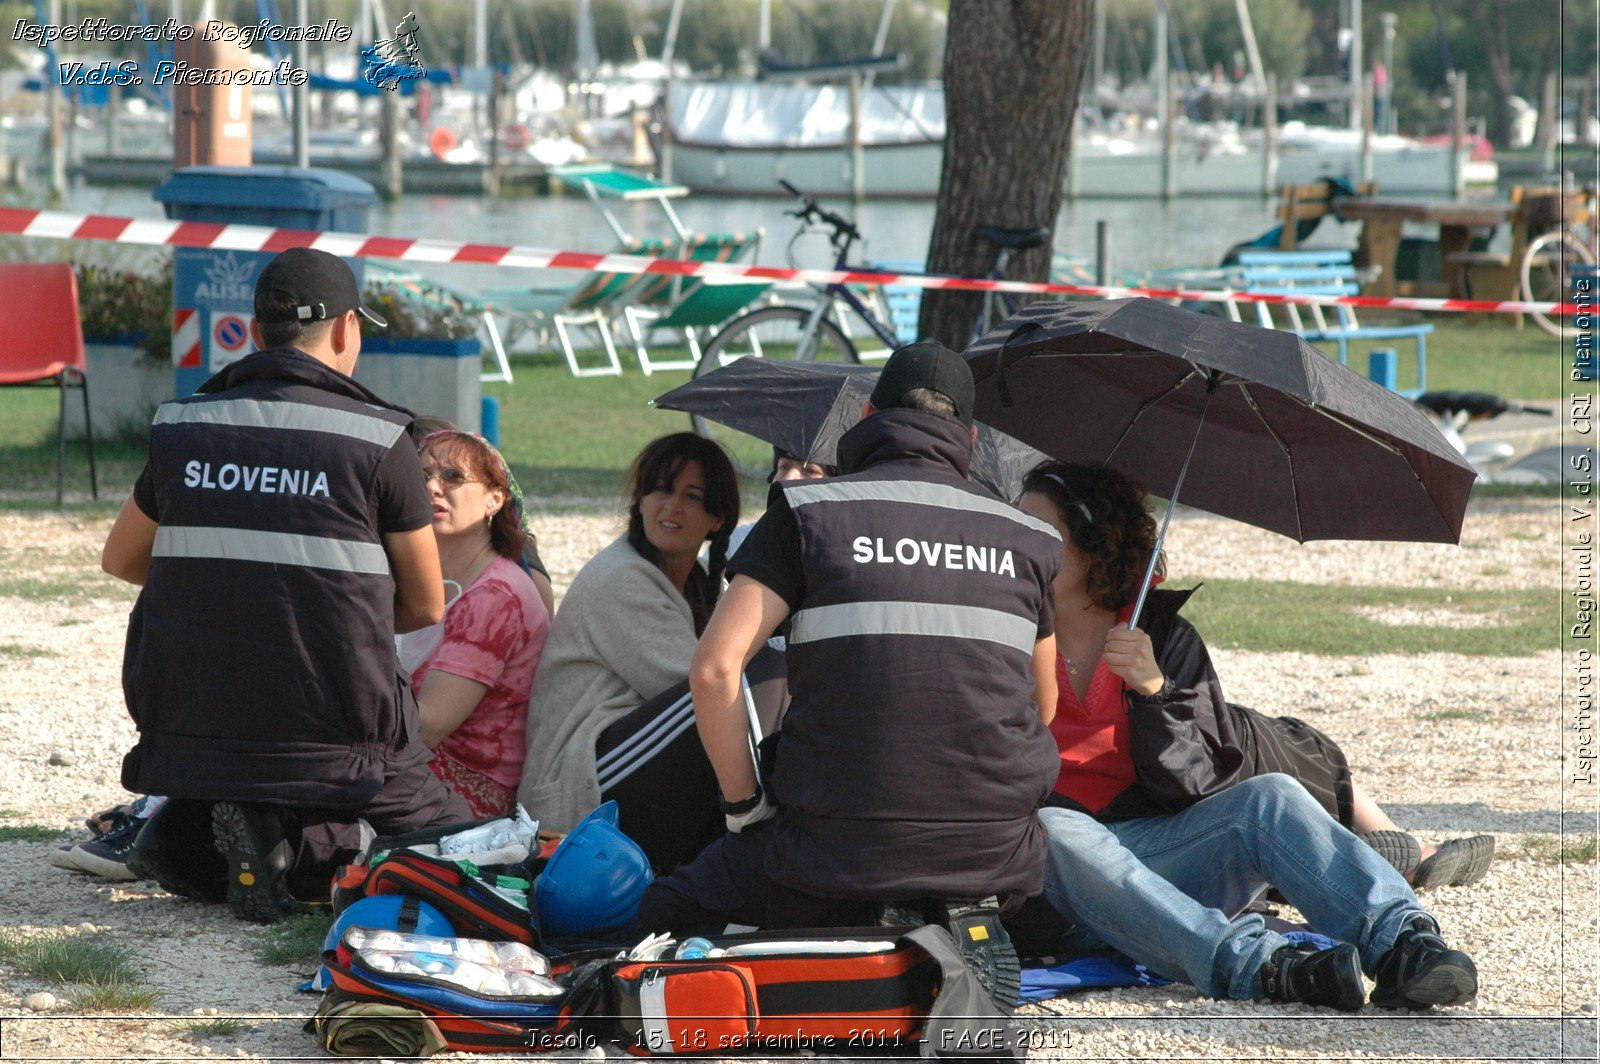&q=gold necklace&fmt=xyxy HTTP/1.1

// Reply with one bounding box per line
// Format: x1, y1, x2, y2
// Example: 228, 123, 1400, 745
1063, 654, 1083, 678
